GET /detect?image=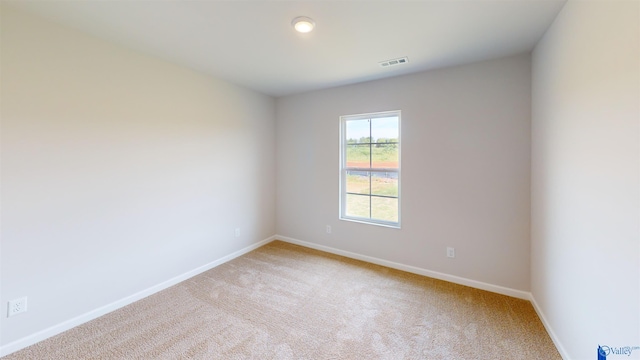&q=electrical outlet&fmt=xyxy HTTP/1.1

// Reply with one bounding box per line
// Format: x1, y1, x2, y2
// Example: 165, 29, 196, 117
7, 297, 27, 317
234, 228, 240, 238
447, 247, 455, 258
326, 225, 332, 234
